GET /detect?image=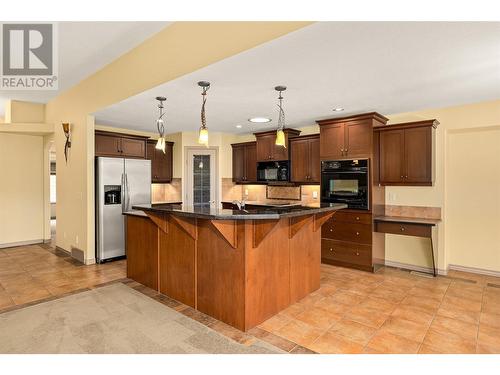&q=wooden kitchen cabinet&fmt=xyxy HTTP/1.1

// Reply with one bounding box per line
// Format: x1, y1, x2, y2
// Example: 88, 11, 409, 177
375, 120, 438, 186
317, 113, 388, 160
290, 134, 320, 183
95, 130, 148, 159
231, 141, 257, 183
146, 140, 174, 183
254, 129, 301, 161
